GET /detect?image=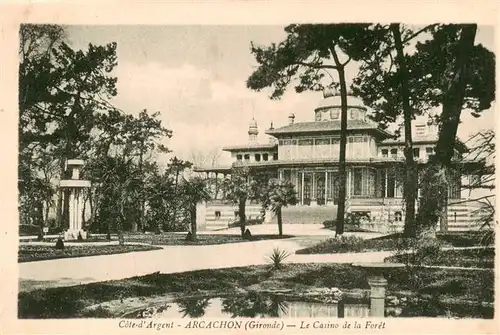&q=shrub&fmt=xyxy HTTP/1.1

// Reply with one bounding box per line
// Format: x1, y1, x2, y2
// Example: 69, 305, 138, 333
243, 228, 252, 240
48, 226, 63, 235
345, 212, 369, 227
322, 213, 370, 229
55, 238, 65, 250
19, 224, 41, 236
391, 236, 444, 266
267, 247, 291, 270
323, 220, 336, 228
481, 229, 495, 246
80, 305, 114, 318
